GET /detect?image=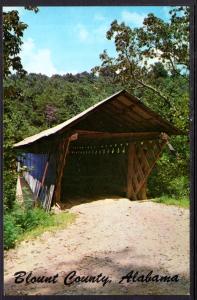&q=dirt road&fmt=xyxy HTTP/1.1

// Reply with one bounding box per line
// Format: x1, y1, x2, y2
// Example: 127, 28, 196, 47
4, 198, 189, 295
